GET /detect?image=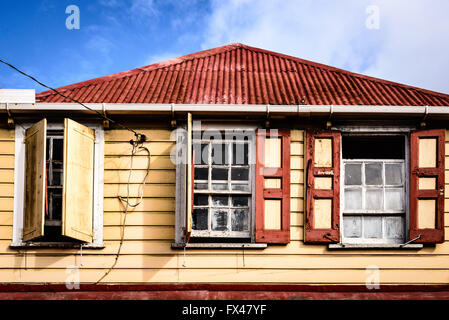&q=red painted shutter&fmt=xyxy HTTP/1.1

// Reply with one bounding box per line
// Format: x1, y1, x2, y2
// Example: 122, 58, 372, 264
410, 129, 445, 244
255, 129, 291, 244
305, 130, 341, 243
